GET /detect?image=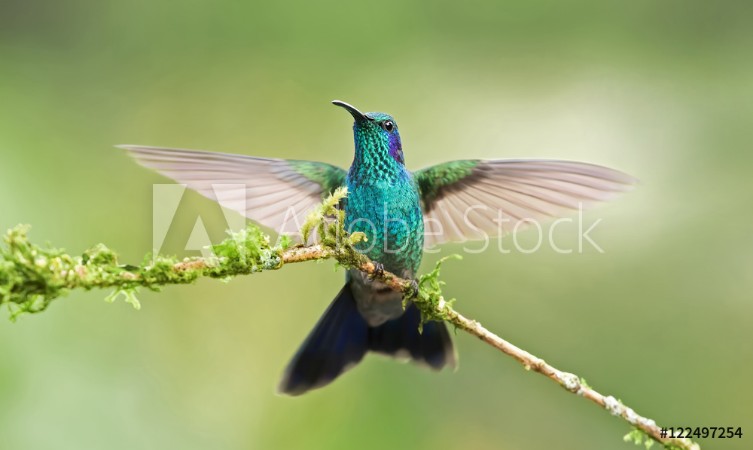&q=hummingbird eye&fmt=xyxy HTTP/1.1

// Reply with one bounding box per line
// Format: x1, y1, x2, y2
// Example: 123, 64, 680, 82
381, 120, 394, 132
